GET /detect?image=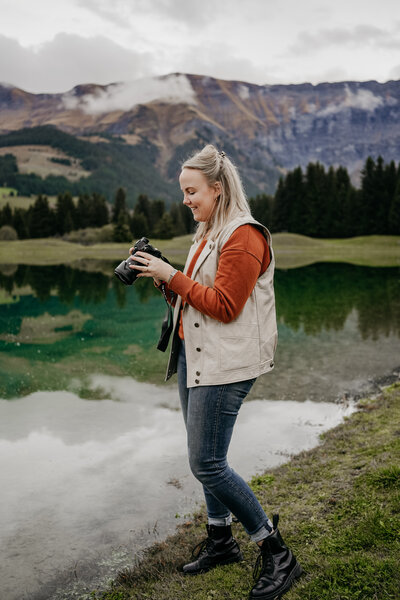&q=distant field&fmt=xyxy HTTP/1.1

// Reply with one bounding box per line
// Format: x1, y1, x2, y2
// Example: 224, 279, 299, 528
0, 187, 18, 198
0, 192, 59, 209
0, 145, 90, 181
0, 233, 399, 269
272, 233, 400, 268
